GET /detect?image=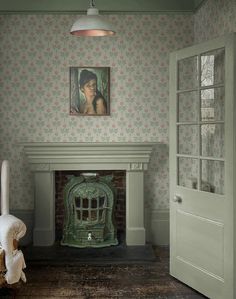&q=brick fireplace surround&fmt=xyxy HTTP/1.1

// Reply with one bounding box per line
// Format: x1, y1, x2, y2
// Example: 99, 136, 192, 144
23, 143, 155, 246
